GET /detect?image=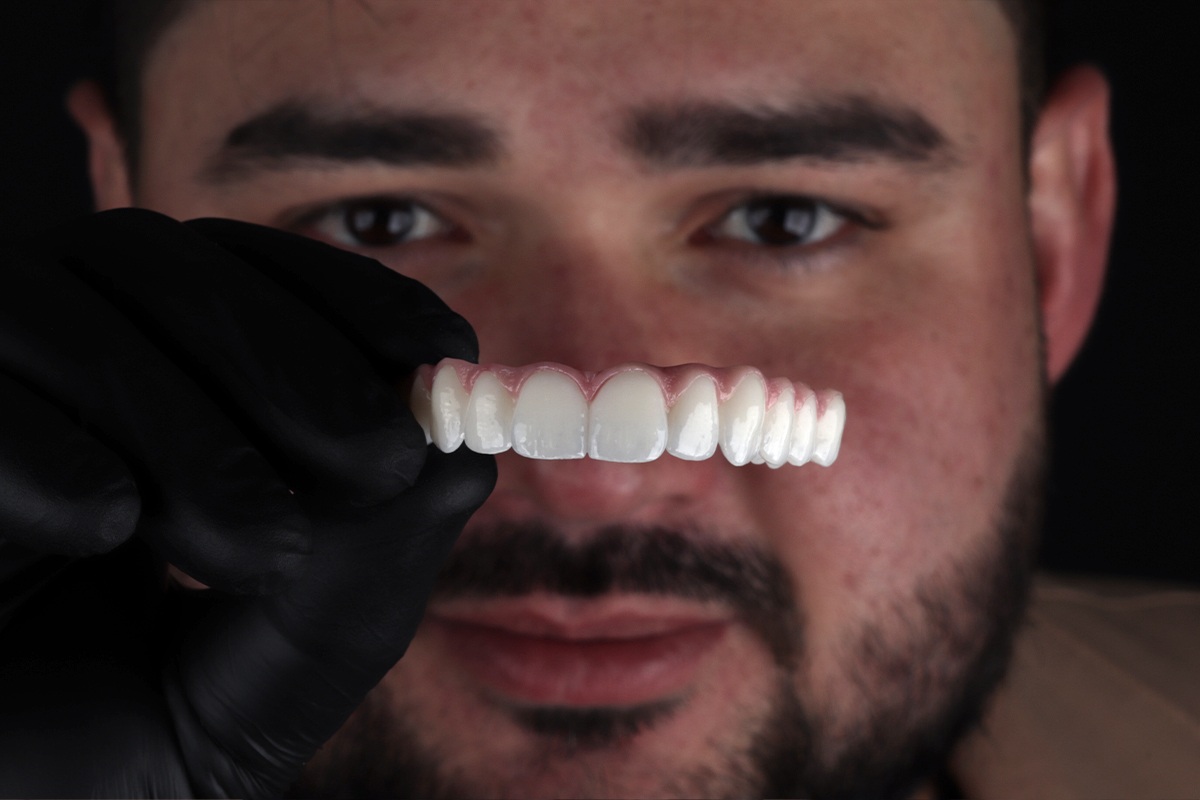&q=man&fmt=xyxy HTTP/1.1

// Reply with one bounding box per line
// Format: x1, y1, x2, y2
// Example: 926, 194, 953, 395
1, 0, 1197, 797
